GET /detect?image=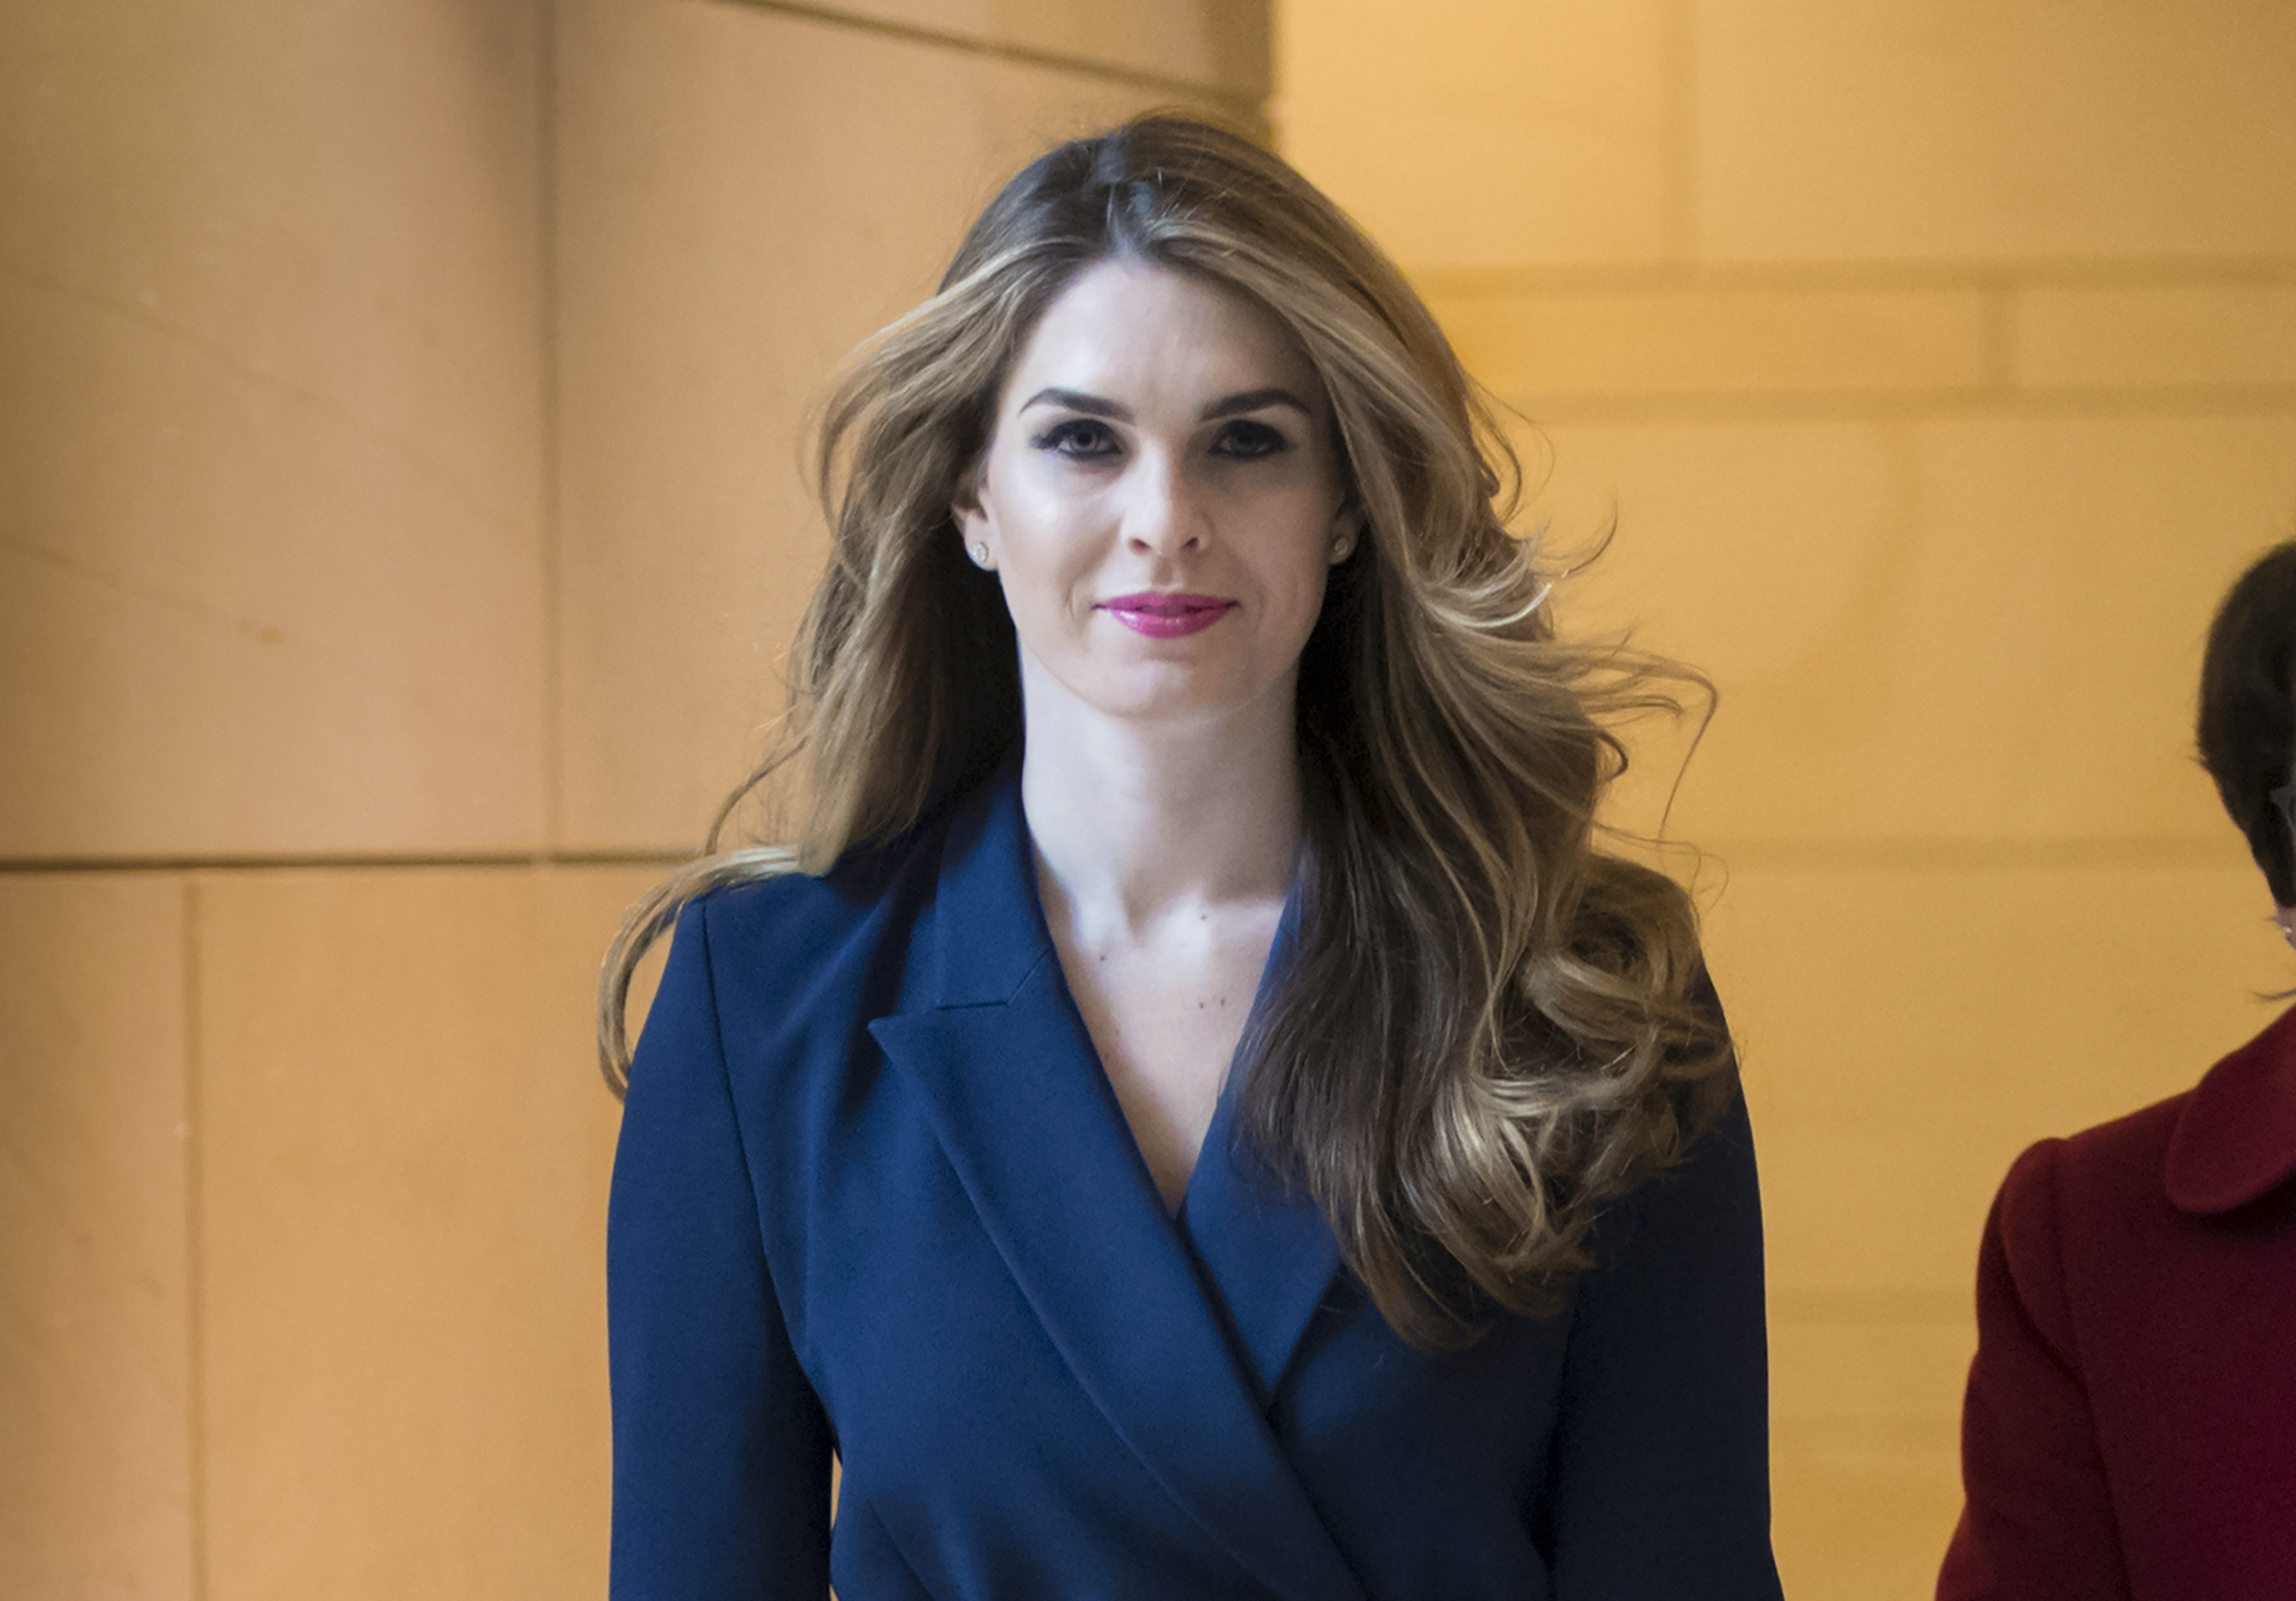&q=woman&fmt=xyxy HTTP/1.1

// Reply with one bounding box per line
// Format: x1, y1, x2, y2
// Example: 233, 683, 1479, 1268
1938, 541, 2296, 1599
602, 114, 1782, 1599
